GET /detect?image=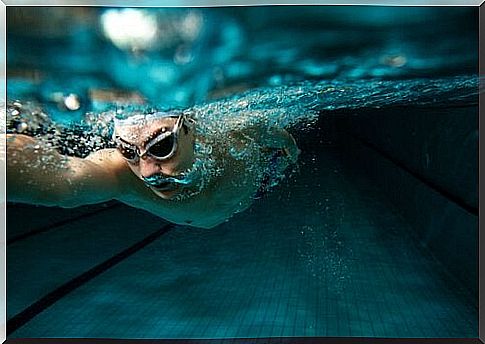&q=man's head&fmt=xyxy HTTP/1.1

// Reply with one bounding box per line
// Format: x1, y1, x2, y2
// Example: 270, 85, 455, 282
113, 112, 195, 200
